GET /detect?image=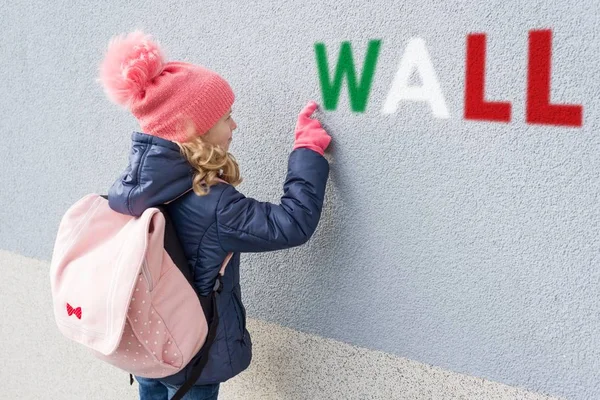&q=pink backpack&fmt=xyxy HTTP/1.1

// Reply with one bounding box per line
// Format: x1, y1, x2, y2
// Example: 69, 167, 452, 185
50, 191, 231, 400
